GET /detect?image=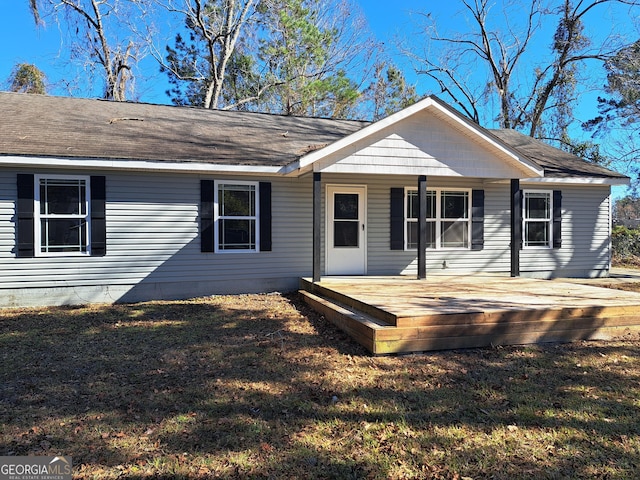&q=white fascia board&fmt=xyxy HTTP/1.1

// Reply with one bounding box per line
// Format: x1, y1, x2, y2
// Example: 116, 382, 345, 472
0, 155, 283, 176
521, 177, 630, 186
284, 96, 545, 178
